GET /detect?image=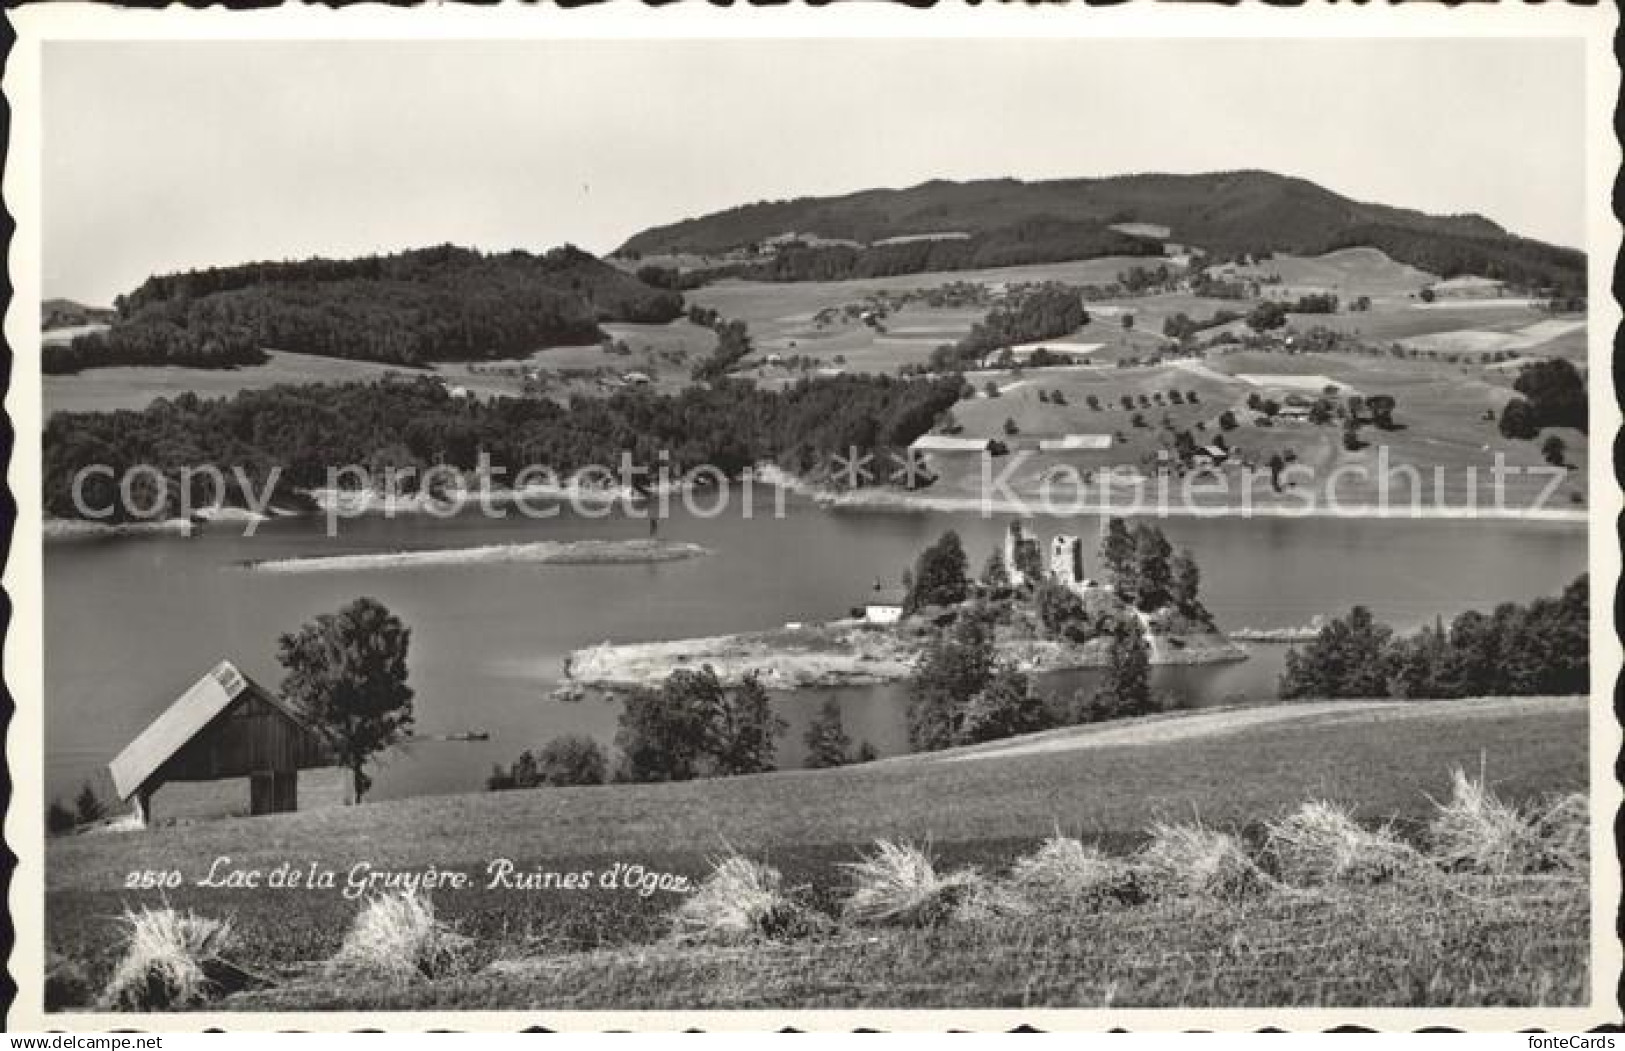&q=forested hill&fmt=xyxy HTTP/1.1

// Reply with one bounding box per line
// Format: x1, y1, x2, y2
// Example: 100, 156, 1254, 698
43, 298, 116, 330
618, 171, 1585, 292
45, 245, 686, 374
